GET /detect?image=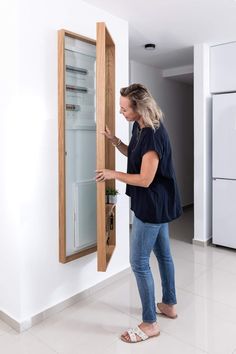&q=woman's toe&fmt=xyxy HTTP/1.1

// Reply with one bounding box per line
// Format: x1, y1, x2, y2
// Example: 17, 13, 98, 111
121, 331, 130, 342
